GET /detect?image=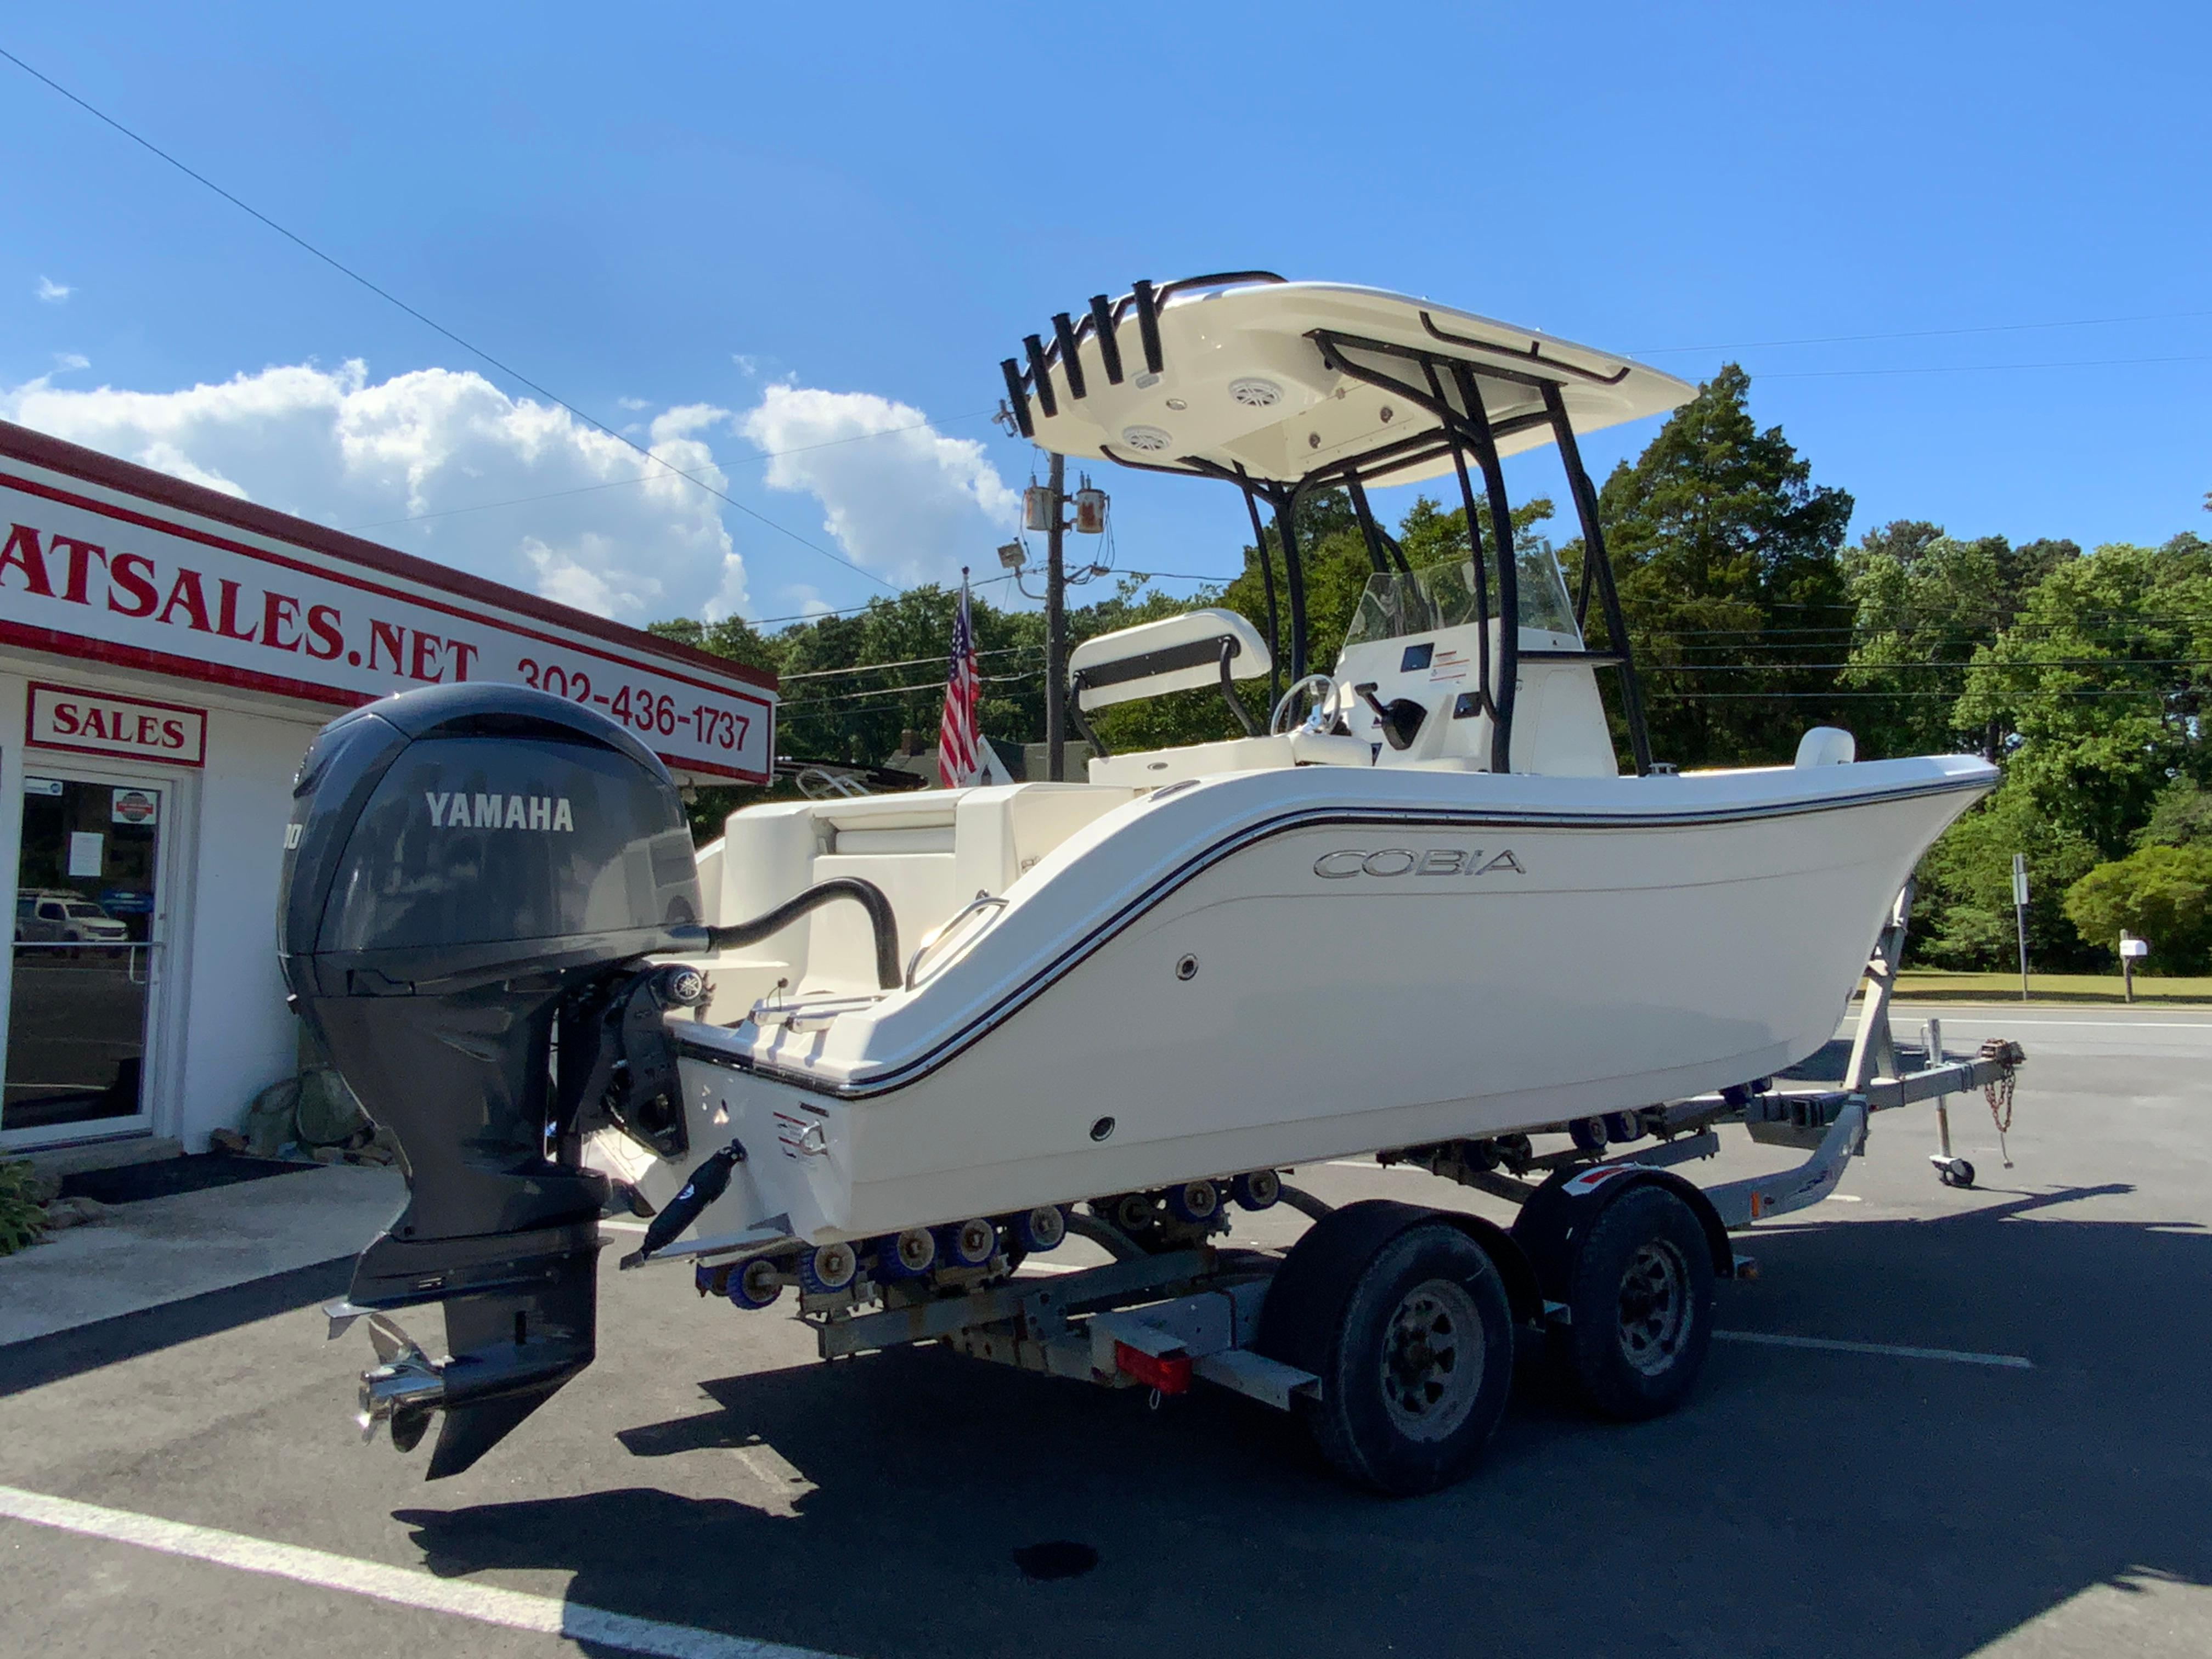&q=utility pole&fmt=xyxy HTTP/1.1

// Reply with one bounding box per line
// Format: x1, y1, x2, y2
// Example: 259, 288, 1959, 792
2012, 852, 2030, 1001
1043, 450, 1068, 780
